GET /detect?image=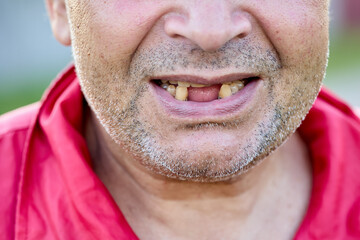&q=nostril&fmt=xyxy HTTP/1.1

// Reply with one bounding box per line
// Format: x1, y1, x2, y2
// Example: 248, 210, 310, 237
237, 33, 246, 39
172, 34, 183, 39
232, 12, 252, 38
